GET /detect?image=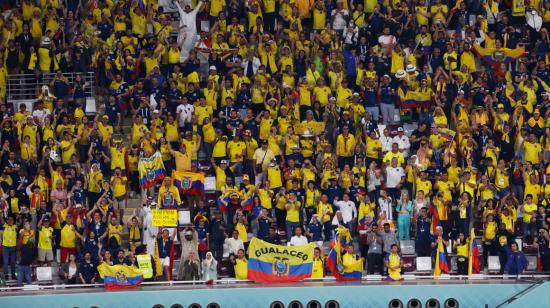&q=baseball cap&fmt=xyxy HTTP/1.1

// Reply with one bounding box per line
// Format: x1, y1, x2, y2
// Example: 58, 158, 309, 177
397, 127, 404, 132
